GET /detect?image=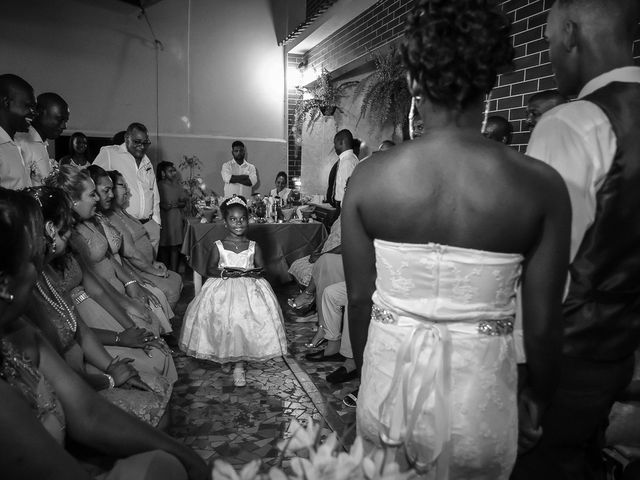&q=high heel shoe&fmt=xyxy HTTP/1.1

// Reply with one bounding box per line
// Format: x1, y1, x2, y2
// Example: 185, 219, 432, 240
288, 291, 315, 316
